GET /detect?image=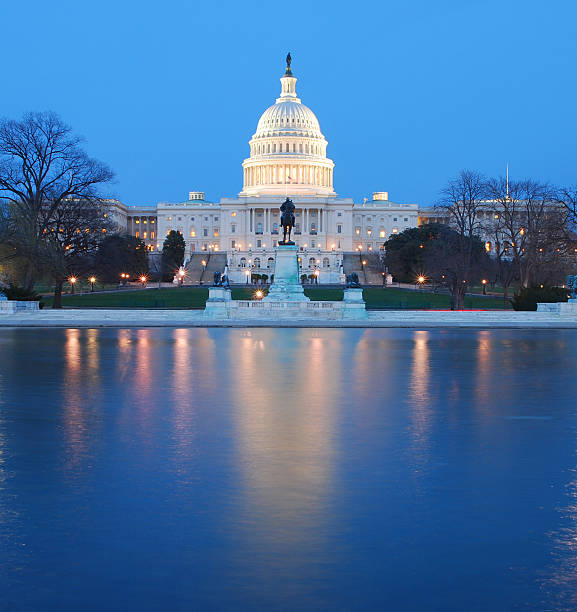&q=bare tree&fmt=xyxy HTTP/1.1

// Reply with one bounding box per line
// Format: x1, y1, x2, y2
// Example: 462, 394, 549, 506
0, 112, 114, 288
438, 170, 487, 309
557, 185, 577, 231
40, 198, 114, 307
486, 177, 561, 288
